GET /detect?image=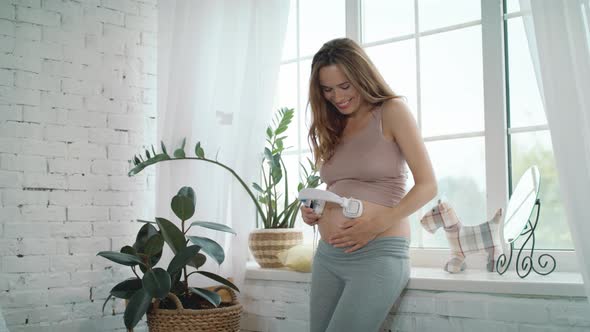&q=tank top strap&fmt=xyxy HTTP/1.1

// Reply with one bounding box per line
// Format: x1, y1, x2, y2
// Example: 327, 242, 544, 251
369, 104, 384, 135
